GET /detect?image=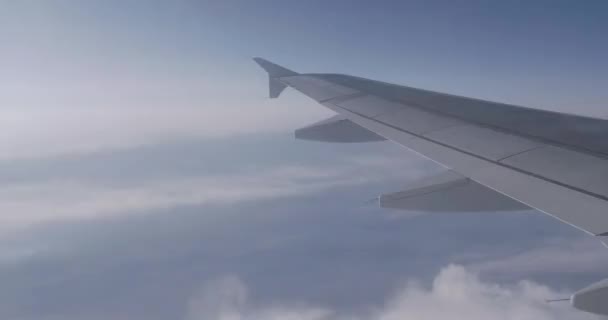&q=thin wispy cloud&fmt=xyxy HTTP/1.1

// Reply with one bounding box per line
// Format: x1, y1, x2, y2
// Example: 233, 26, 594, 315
0, 151, 426, 230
